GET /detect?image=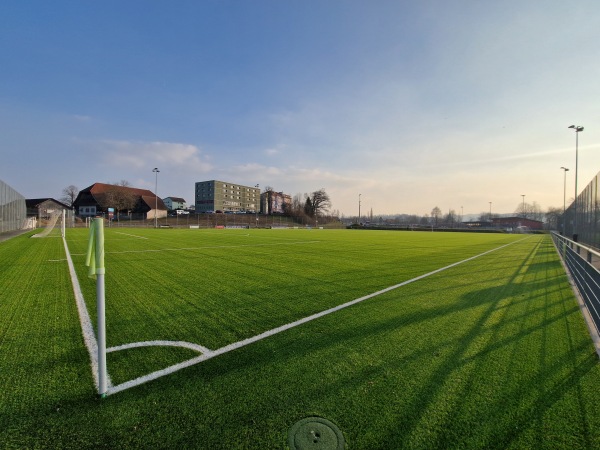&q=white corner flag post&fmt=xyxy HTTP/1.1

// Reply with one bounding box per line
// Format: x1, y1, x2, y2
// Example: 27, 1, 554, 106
86, 218, 107, 397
